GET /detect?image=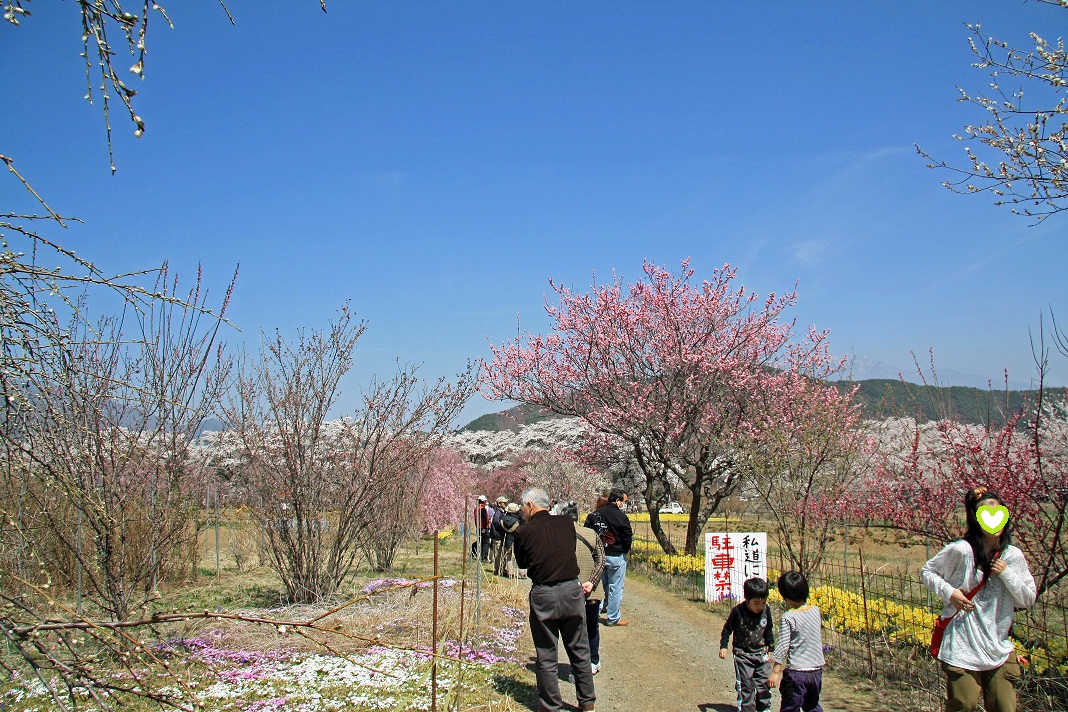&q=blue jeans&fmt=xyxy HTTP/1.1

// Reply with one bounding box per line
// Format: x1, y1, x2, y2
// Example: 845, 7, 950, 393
602, 554, 627, 624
